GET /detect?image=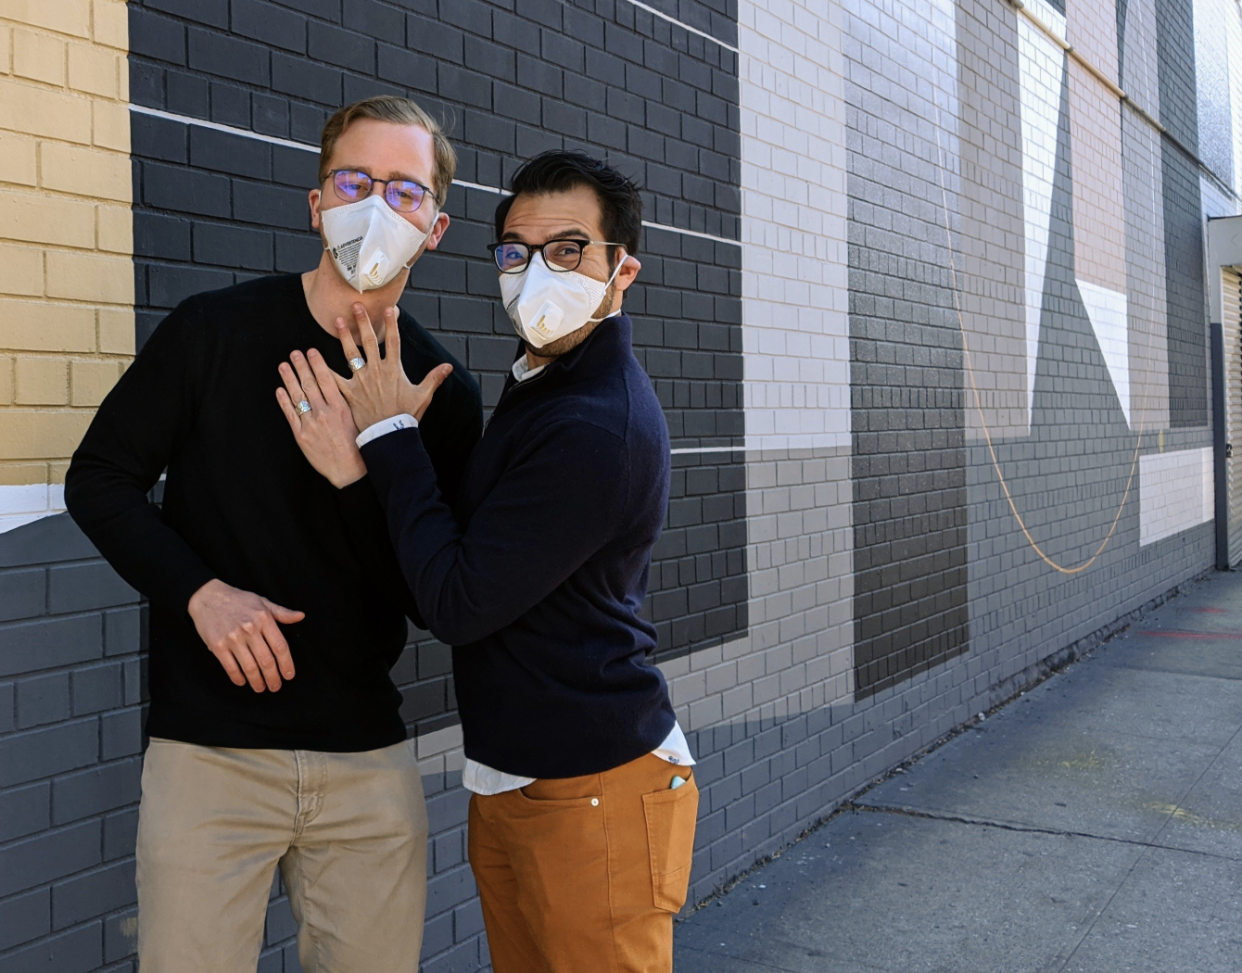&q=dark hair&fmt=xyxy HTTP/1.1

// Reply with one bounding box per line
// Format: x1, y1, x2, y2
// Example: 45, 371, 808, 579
494, 151, 643, 257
